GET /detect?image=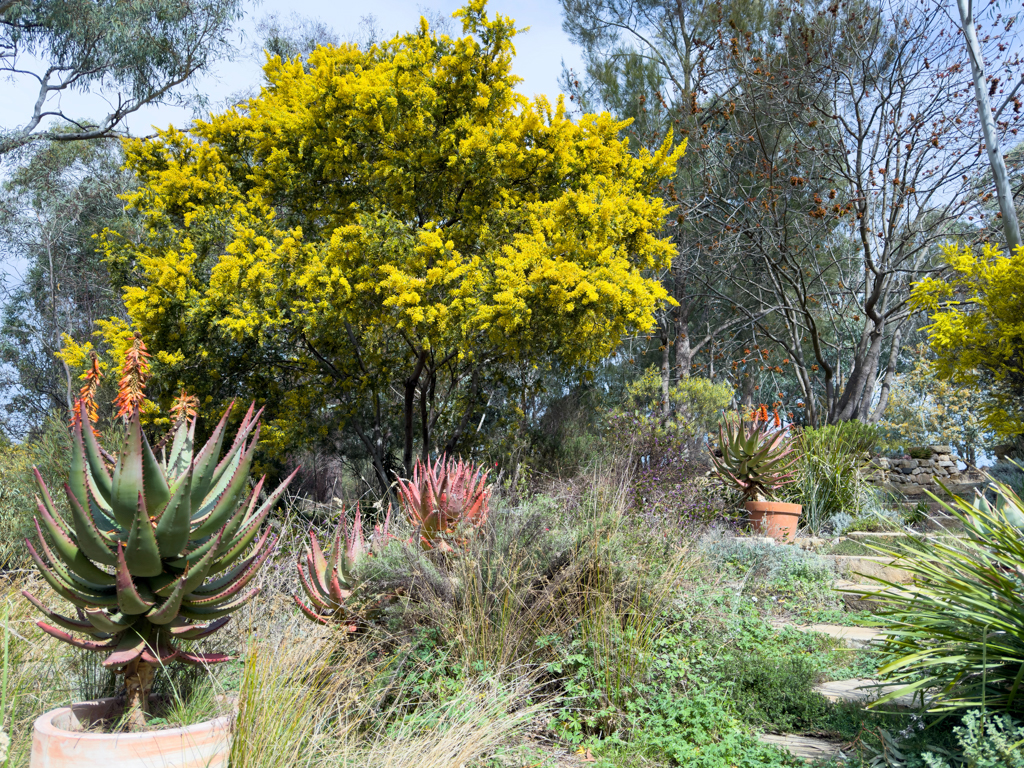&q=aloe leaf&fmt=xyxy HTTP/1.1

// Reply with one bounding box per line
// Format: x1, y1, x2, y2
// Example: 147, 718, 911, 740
294, 596, 330, 624
37, 622, 115, 652
177, 650, 233, 665
32, 519, 114, 590
146, 573, 189, 625
207, 404, 262, 491
180, 587, 259, 620
165, 529, 221, 570
125, 493, 163, 577
155, 464, 193, 558
110, 413, 146, 528
179, 534, 223, 594
63, 485, 118, 566
166, 417, 195, 479
22, 591, 105, 636
188, 535, 276, 607
79, 402, 113, 504
102, 624, 152, 667
190, 529, 273, 596
189, 404, 234, 512
115, 544, 156, 615
191, 436, 259, 537
210, 468, 298, 573
84, 608, 138, 635
141, 429, 171, 514
26, 541, 118, 607
165, 616, 230, 639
